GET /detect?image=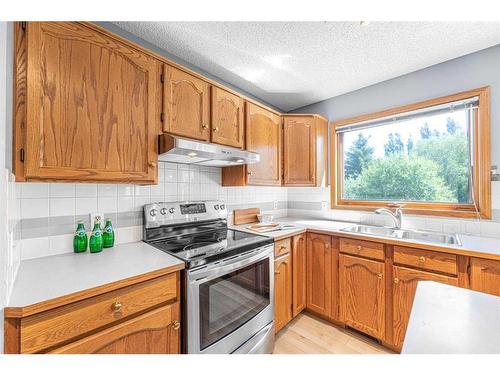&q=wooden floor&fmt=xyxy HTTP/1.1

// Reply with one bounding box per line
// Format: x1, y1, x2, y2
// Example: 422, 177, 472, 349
274, 312, 394, 354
